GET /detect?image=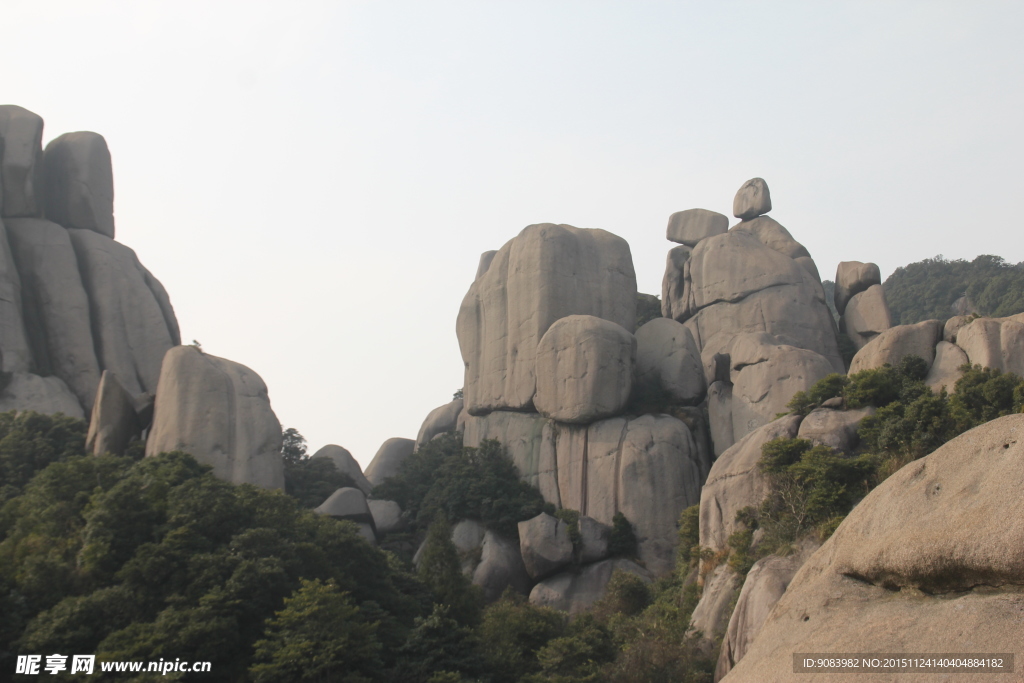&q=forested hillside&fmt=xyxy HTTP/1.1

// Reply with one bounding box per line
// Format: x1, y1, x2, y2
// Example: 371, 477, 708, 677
882, 254, 1024, 324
